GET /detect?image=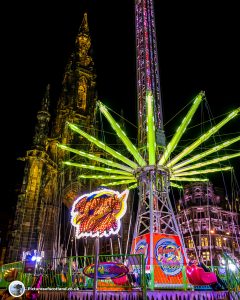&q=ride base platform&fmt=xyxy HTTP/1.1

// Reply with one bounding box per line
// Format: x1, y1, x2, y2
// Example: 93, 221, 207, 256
16, 290, 229, 300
